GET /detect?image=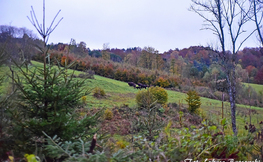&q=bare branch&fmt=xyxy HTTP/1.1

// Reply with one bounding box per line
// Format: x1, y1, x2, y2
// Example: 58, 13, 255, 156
237, 28, 257, 51
43, 0, 45, 36
47, 17, 63, 36
27, 0, 63, 44
31, 6, 43, 34
190, 0, 255, 136
46, 10, 62, 34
